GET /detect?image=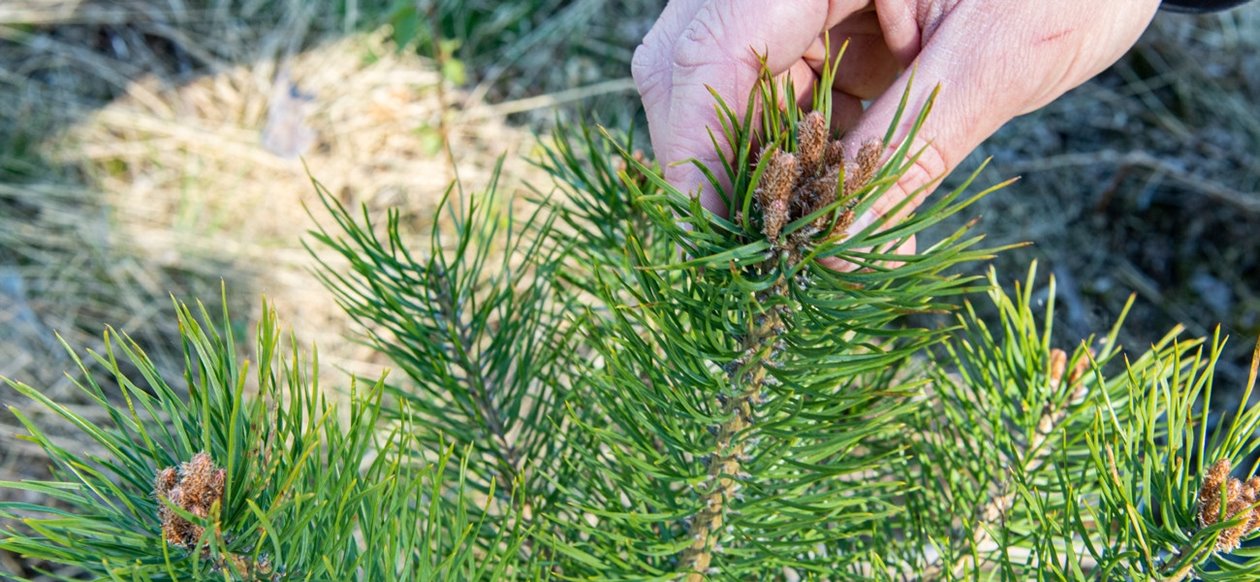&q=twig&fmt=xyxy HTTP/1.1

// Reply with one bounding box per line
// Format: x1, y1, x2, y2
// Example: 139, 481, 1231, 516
1160, 542, 1200, 582
426, 3, 458, 186
922, 349, 1091, 578
430, 263, 522, 490
679, 288, 785, 581
429, 261, 549, 567
457, 78, 636, 122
